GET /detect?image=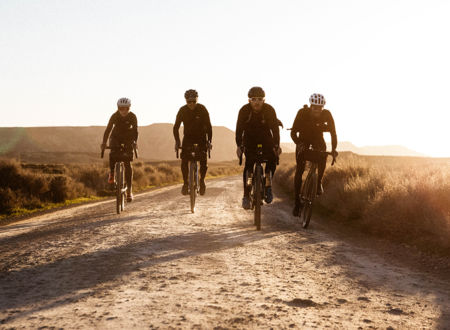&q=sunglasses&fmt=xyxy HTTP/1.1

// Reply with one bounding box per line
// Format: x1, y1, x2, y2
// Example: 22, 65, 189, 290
250, 97, 264, 102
